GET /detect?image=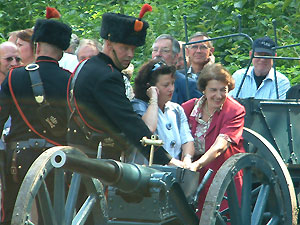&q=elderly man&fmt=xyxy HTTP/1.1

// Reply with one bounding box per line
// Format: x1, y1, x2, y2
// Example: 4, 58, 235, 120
59, 34, 80, 72
75, 38, 102, 61
65, 33, 80, 54
67, 7, 183, 167
182, 32, 215, 81
230, 36, 290, 99
0, 42, 21, 84
0, 42, 21, 141
176, 41, 189, 70
151, 34, 202, 104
